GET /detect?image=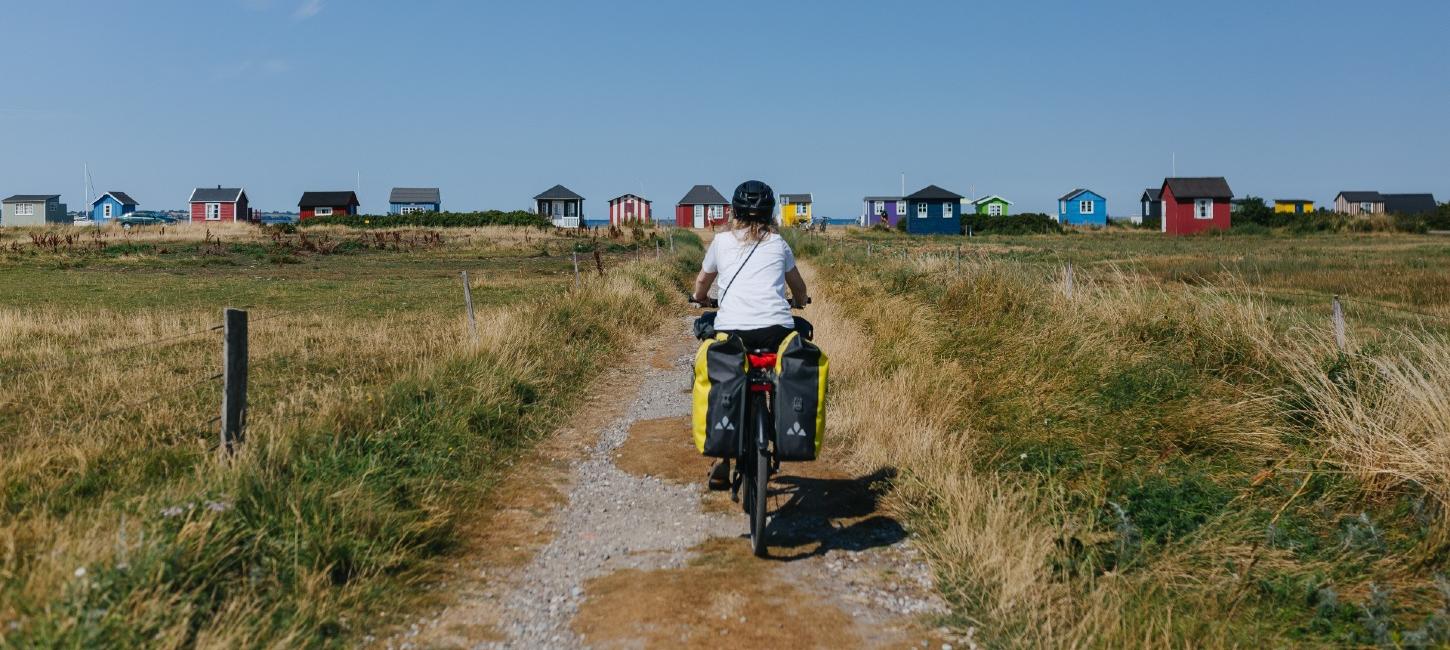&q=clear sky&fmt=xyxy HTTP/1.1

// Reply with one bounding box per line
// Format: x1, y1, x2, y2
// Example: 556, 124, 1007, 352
3, 0, 1447, 217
